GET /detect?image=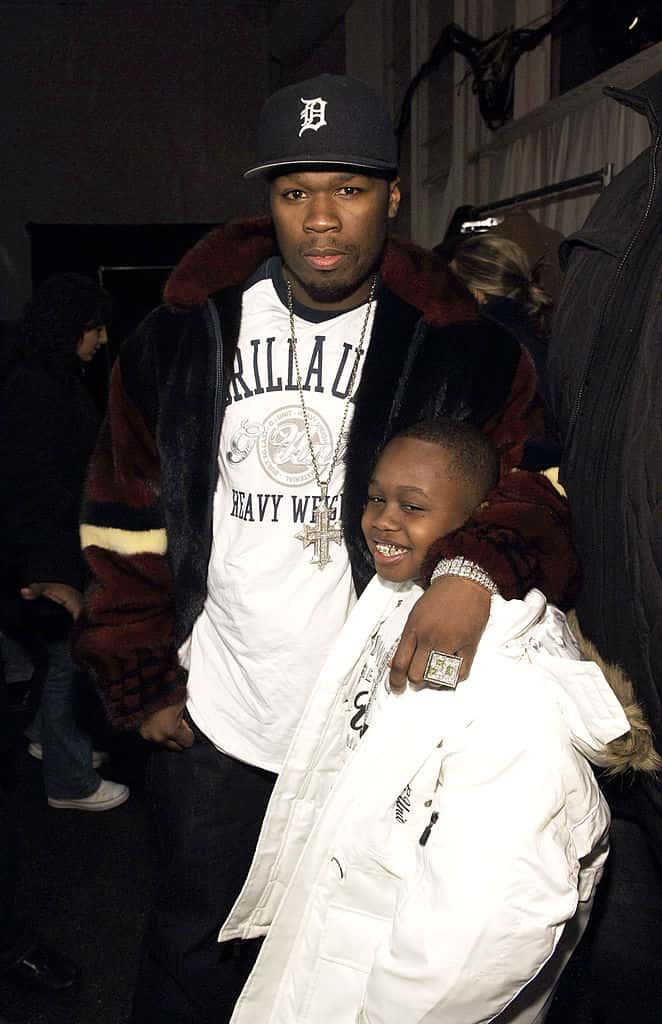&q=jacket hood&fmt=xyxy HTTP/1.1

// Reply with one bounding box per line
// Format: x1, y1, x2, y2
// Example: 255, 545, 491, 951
567, 611, 662, 777
163, 214, 478, 327
479, 591, 657, 775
